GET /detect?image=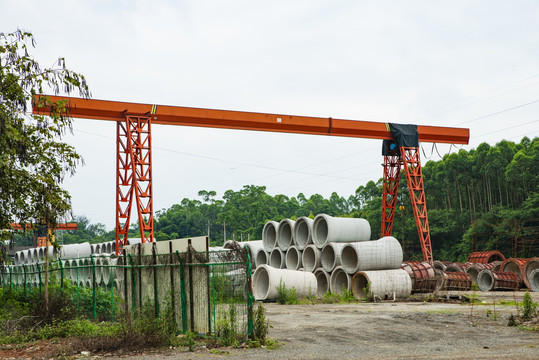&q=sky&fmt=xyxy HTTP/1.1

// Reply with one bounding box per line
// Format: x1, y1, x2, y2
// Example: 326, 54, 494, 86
2, 0, 539, 230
